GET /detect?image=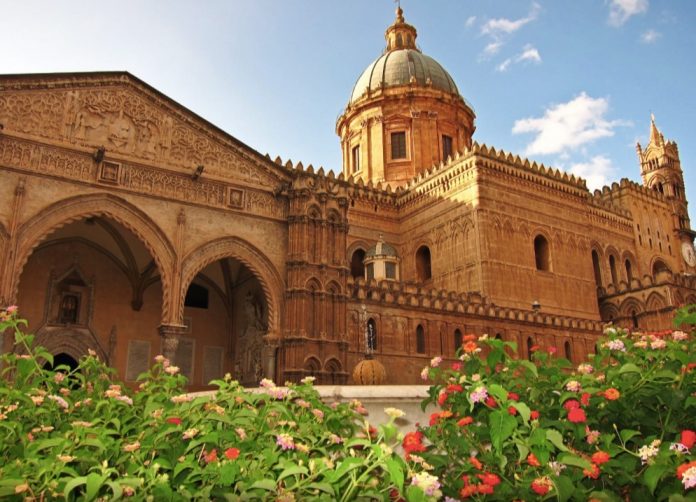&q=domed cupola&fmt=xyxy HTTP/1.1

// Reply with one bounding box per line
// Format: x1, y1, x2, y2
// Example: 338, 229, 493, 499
337, 7, 476, 187
364, 235, 400, 281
